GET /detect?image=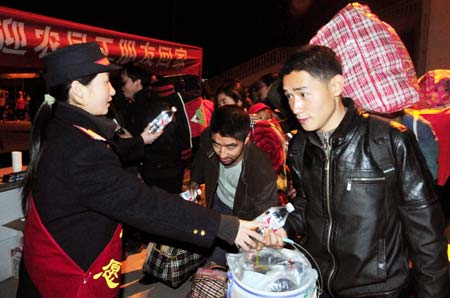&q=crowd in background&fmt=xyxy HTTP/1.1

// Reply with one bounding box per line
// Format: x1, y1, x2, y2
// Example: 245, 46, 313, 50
0, 89, 31, 121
